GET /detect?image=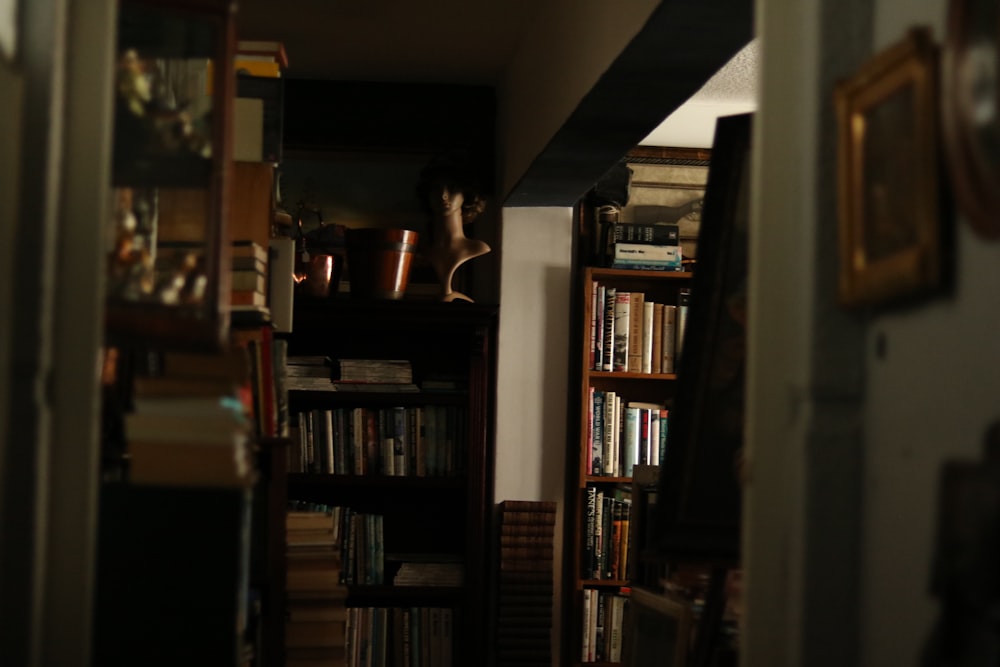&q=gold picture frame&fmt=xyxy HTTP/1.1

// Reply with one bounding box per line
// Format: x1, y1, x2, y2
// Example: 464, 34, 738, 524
834, 27, 943, 309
